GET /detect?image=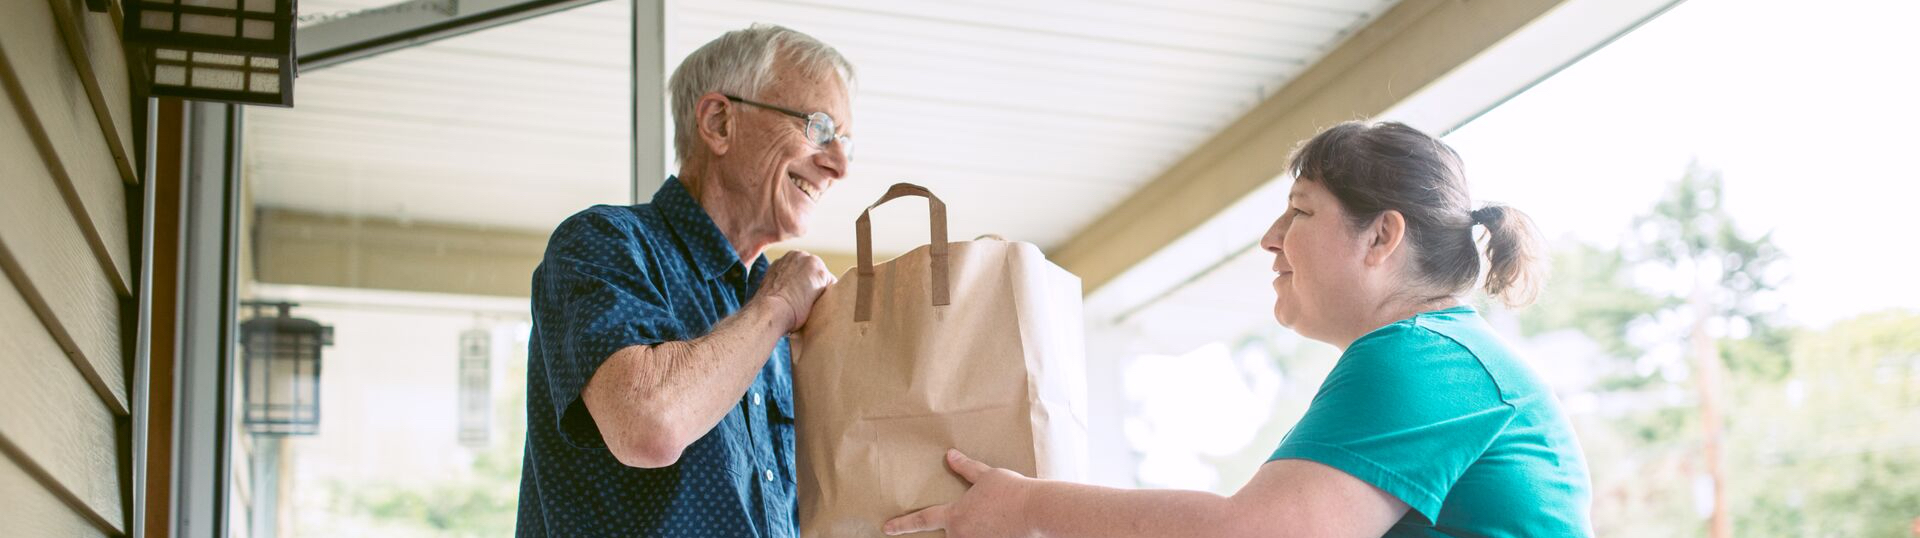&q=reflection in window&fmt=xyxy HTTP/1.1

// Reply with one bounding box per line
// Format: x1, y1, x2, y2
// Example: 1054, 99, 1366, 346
233, 0, 631, 535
